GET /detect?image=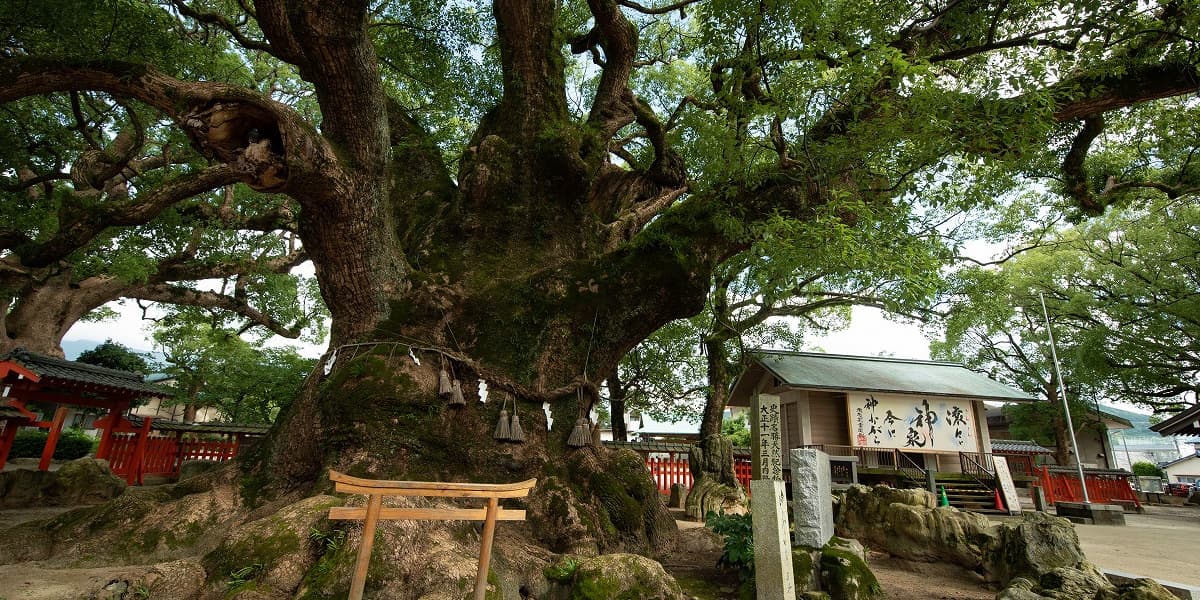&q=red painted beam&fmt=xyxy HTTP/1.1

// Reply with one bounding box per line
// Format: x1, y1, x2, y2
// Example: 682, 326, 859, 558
0, 422, 21, 469
38, 406, 69, 471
